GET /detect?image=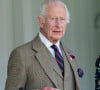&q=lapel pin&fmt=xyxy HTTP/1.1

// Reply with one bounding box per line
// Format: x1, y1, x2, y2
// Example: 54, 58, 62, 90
69, 54, 75, 60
